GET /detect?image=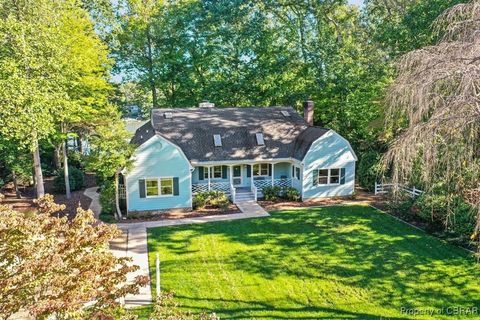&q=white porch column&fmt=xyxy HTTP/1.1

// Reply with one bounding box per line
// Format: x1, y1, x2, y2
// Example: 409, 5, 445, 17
271, 162, 275, 186
250, 164, 254, 188
291, 163, 294, 186
207, 166, 211, 191
229, 165, 233, 185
